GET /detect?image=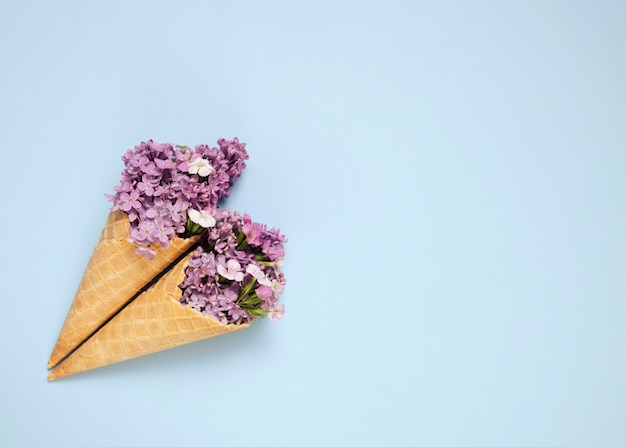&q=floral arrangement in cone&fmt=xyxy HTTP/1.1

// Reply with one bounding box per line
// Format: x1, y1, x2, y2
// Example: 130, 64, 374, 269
48, 137, 287, 380
107, 138, 248, 260
107, 138, 287, 322
179, 210, 287, 325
